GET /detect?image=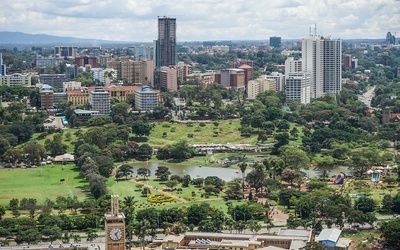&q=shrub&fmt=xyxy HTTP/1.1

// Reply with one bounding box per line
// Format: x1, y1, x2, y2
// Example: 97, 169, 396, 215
199, 123, 206, 127
147, 194, 174, 203
170, 127, 176, 132
187, 133, 194, 138
162, 123, 171, 128
162, 132, 167, 138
